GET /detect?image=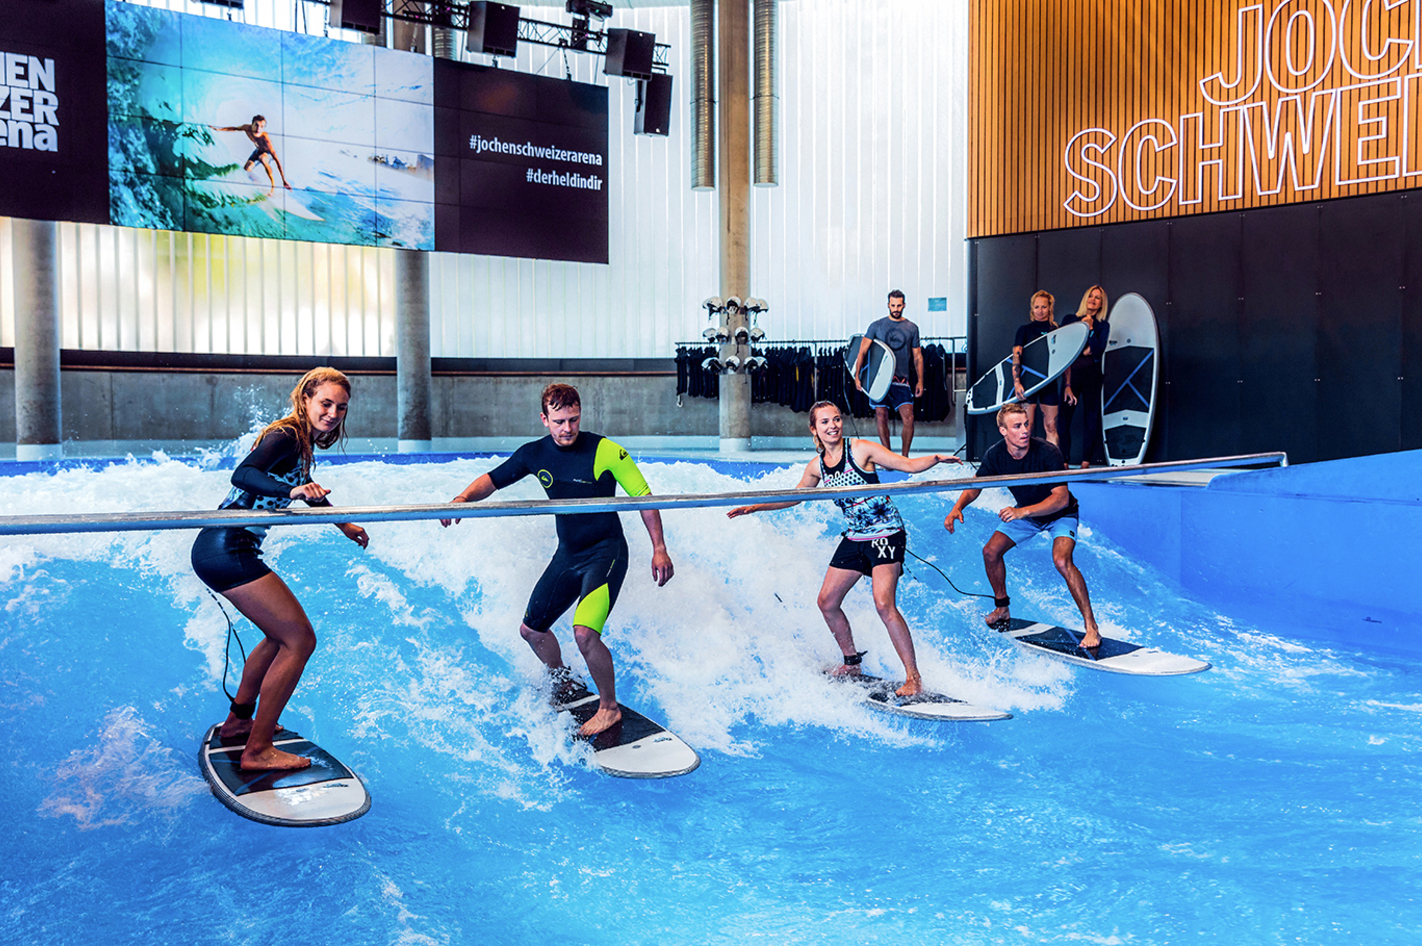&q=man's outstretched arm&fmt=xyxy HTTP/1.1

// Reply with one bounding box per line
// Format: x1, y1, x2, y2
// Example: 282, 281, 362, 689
441, 473, 498, 527
639, 508, 674, 586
